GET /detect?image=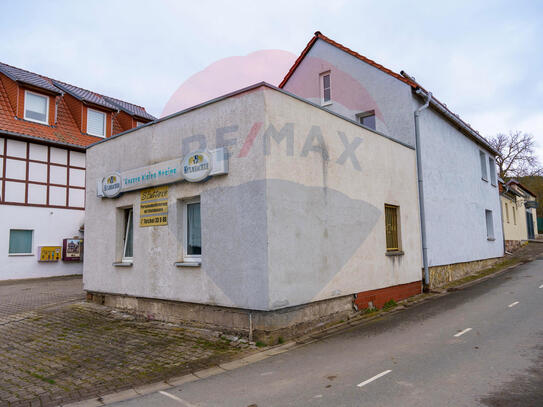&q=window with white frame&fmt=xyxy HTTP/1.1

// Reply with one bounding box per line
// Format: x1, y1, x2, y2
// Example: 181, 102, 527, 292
479, 151, 488, 181
357, 110, 376, 130
488, 156, 497, 186
485, 209, 494, 240
87, 108, 106, 137
320, 72, 331, 105
24, 91, 49, 124
136, 121, 144, 127
9, 229, 33, 255
183, 197, 201, 262
122, 208, 134, 262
